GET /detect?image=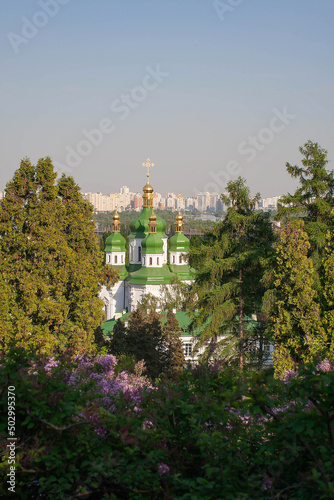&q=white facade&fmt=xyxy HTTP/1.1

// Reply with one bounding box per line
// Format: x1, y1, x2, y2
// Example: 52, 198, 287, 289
142, 254, 164, 268
128, 238, 144, 265
169, 252, 188, 265
105, 251, 126, 265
